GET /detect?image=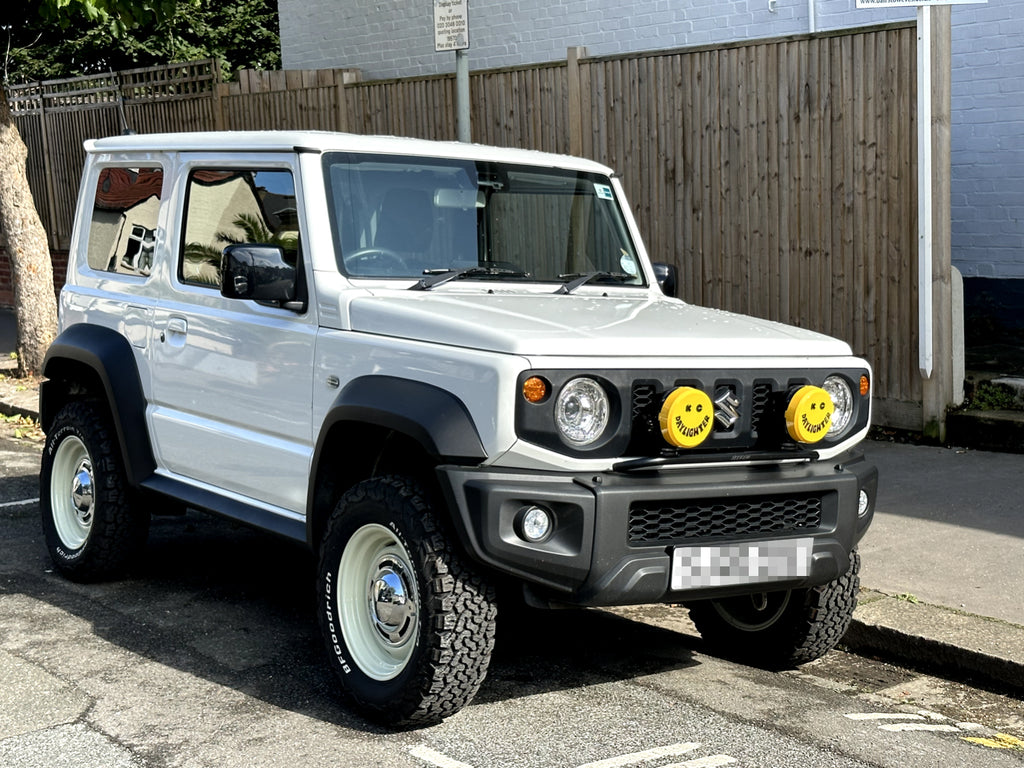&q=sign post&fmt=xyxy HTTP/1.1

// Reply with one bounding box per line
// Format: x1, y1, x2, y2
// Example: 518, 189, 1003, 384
434, 0, 470, 142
